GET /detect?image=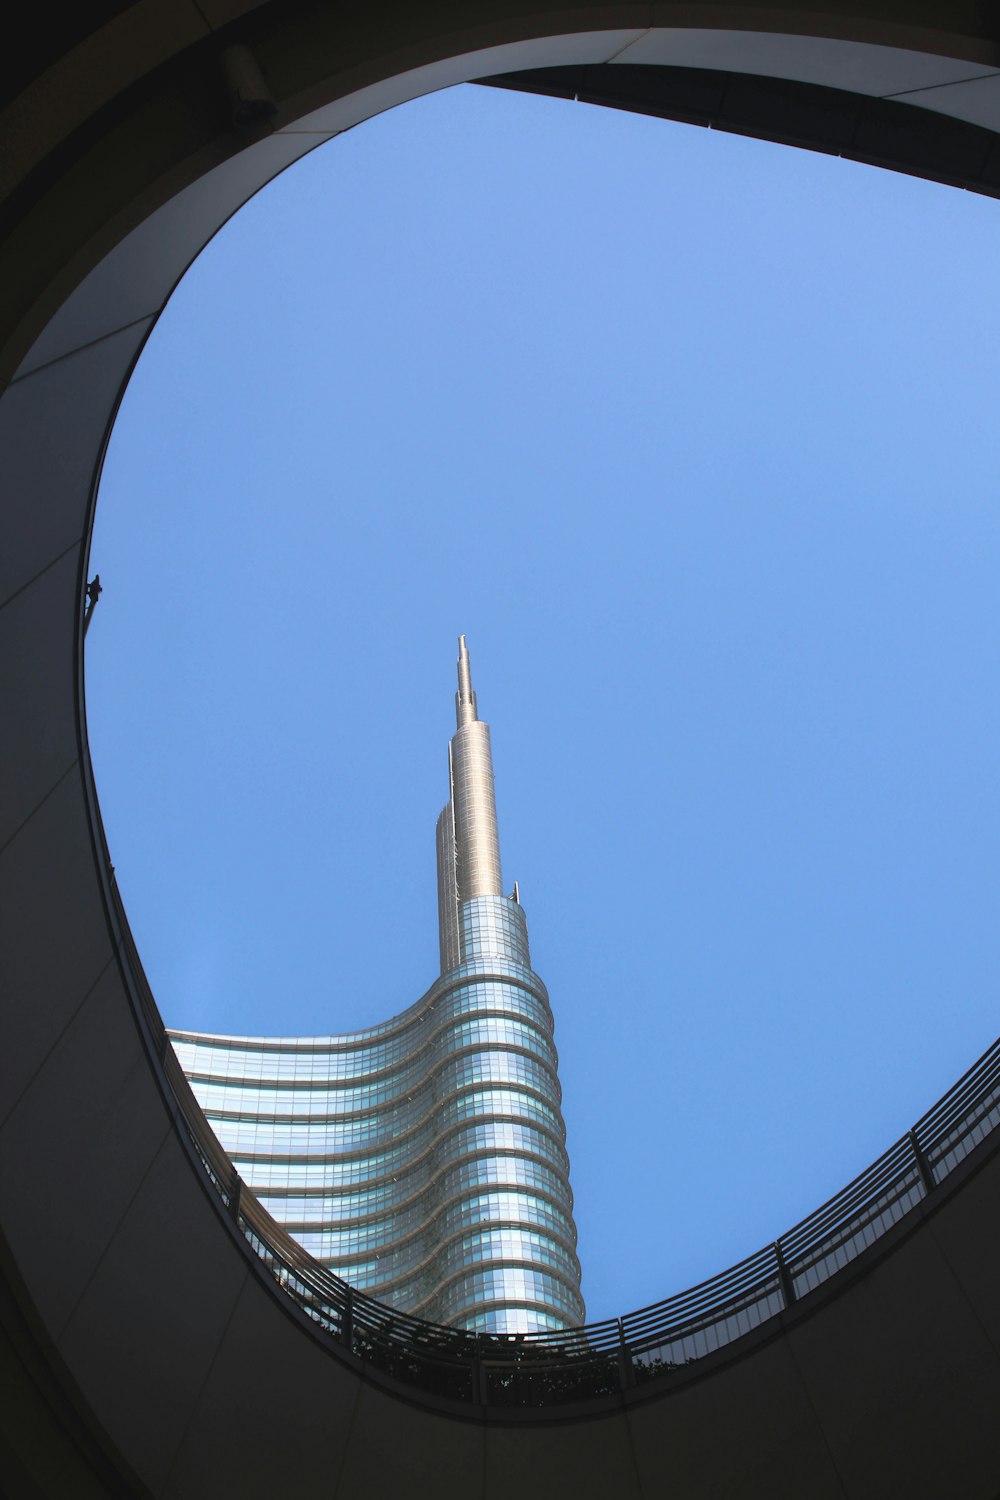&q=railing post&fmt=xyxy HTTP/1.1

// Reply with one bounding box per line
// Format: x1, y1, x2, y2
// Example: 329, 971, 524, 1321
909, 1129, 935, 1196
774, 1241, 796, 1308
474, 1338, 488, 1406
341, 1287, 354, 1352
617, 1319, 635, 1390
228, 1168, 242, 1223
